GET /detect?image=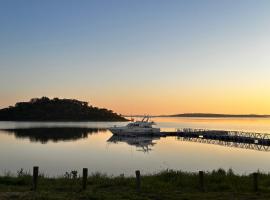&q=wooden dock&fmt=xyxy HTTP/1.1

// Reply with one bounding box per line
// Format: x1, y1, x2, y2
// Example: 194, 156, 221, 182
163, 129, 270, 146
